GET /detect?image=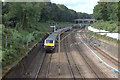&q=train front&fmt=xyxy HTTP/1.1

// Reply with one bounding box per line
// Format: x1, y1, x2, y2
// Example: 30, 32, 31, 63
44, 40, 55, 52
